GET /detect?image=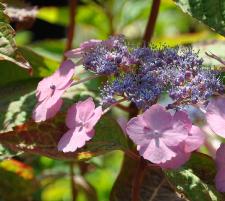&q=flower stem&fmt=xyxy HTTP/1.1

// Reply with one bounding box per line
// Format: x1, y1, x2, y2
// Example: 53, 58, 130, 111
71, 74, 100, 86
141, 0, 161, 47
130, 1, 161, 201
69, 162, 77, 201
115, 104, 130, 112
63, 0, 78, 61
102, 98, 127, 115
131, 158, 147, 201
